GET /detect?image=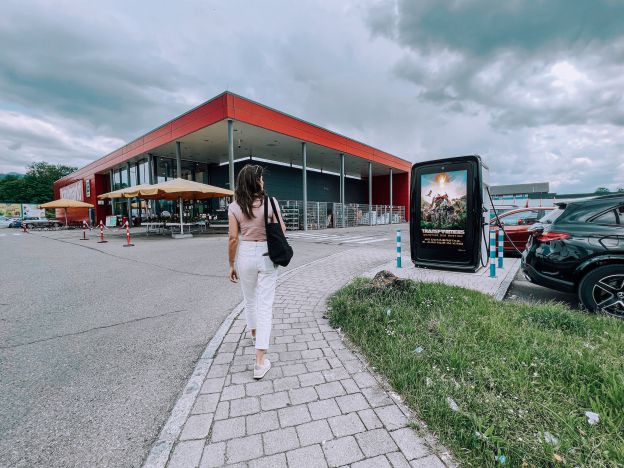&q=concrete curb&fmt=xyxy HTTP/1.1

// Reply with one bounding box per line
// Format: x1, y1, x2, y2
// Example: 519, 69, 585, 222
142, 250, 355, 468
495, 259, 522, 301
